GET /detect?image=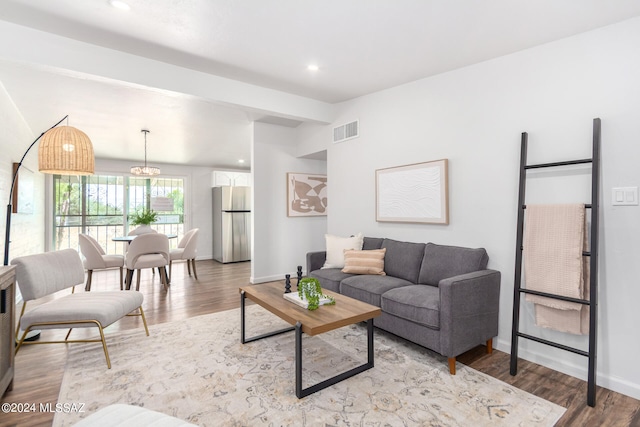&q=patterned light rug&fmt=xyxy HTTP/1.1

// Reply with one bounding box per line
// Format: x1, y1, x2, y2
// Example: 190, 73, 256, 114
54, 306, 565, 426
